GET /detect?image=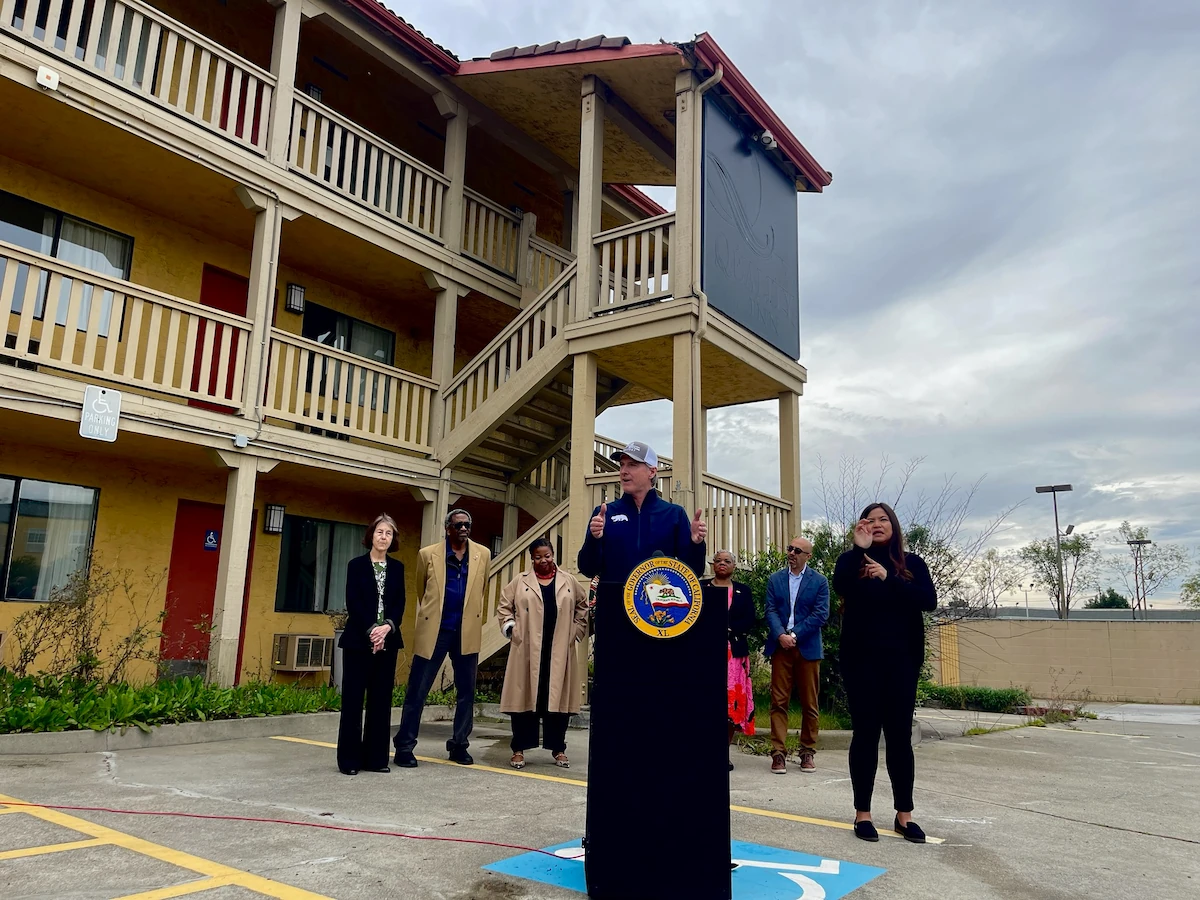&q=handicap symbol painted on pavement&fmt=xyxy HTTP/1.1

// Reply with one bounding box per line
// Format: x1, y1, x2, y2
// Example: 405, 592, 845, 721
204, 529, 220, 551
484, 839, 885, 898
